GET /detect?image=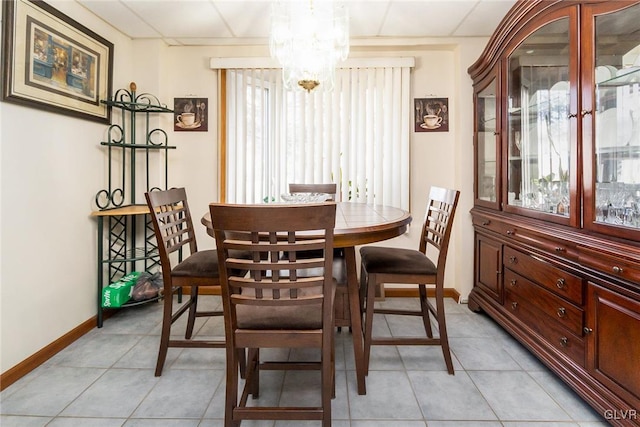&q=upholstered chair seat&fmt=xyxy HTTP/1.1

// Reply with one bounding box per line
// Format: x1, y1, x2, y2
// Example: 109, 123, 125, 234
360, 247, 437, 275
